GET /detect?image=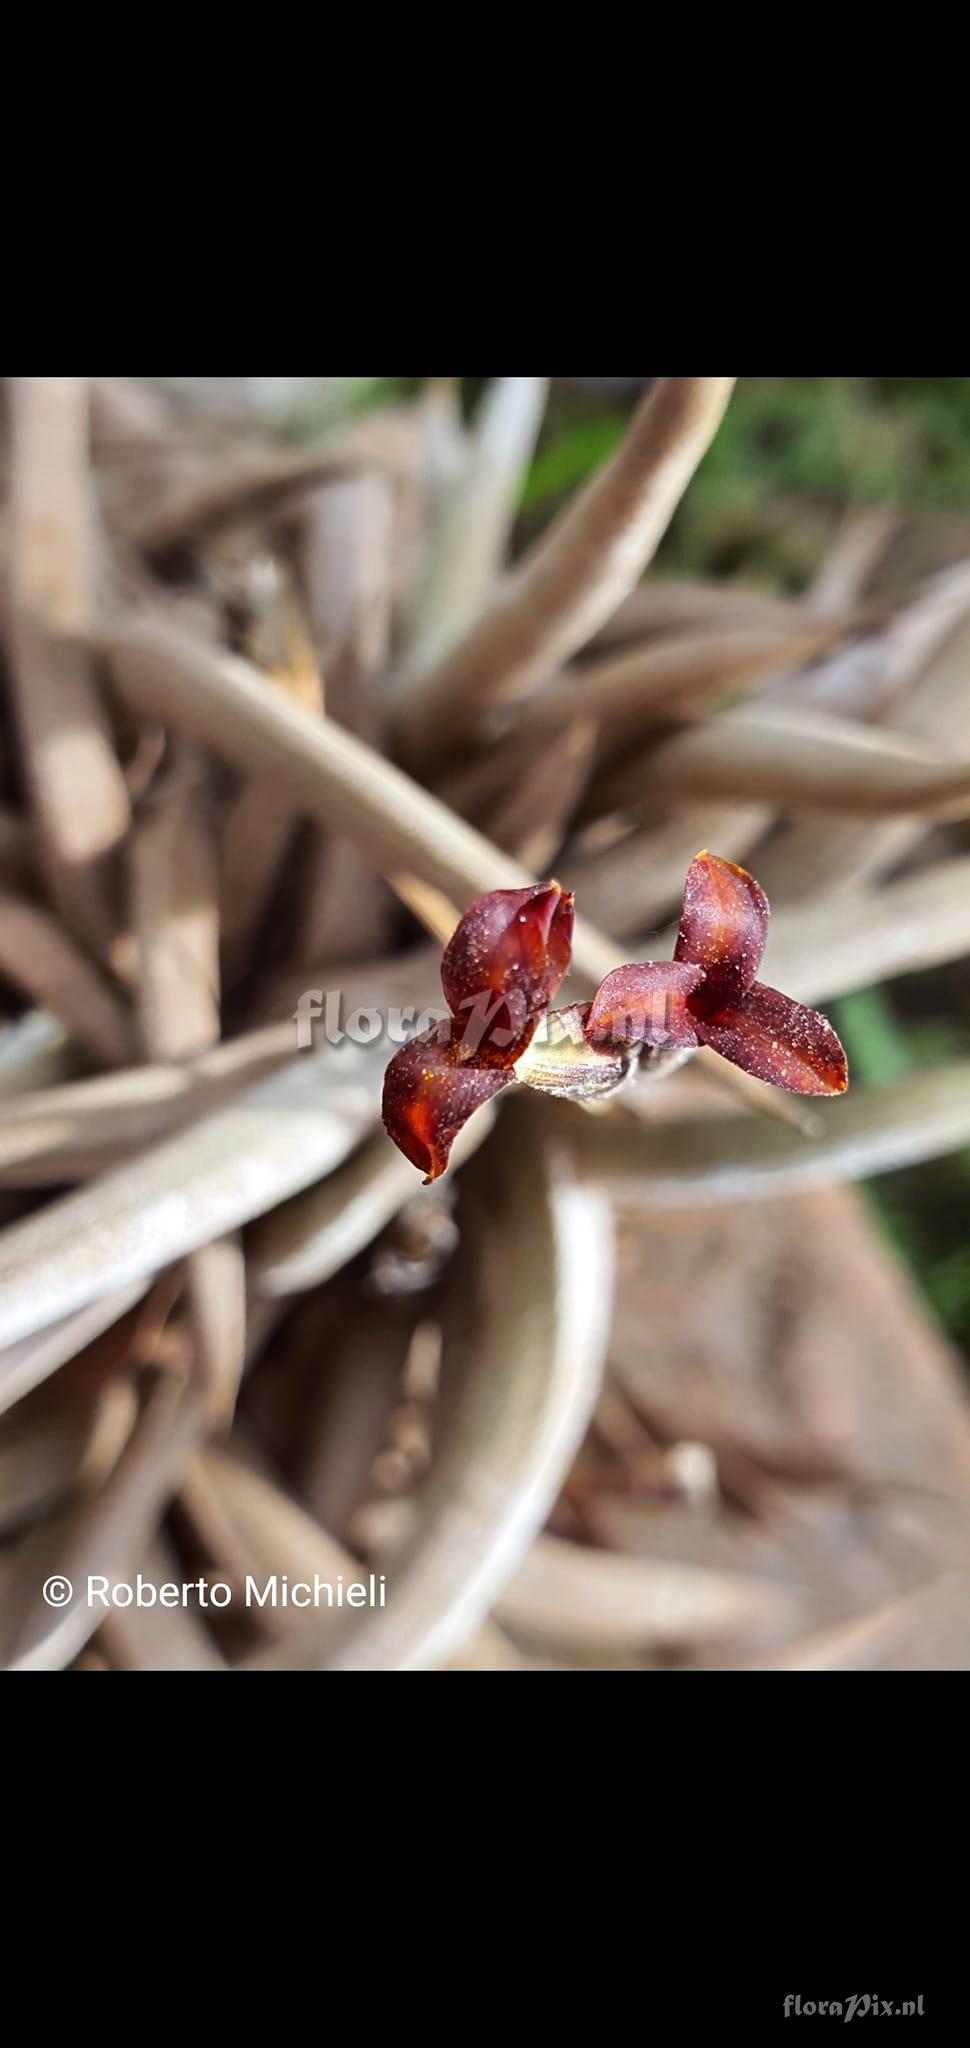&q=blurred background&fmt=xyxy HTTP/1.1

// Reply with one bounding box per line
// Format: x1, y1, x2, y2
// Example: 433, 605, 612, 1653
2, 373, 970, 1671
